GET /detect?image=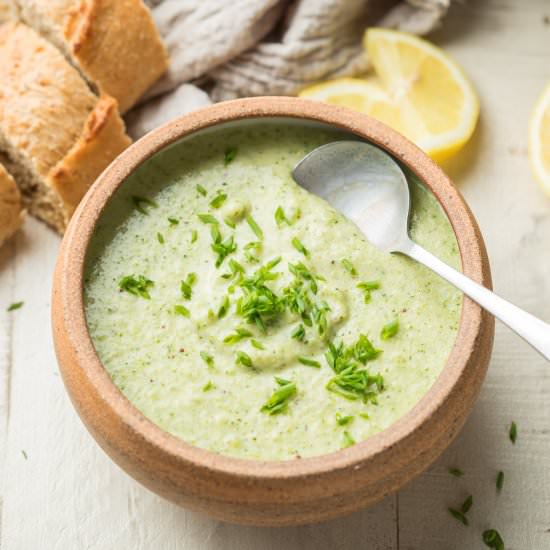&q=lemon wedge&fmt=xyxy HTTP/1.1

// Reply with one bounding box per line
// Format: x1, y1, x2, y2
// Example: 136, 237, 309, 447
299, 28, 479, 162
529, 82, 550, 197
